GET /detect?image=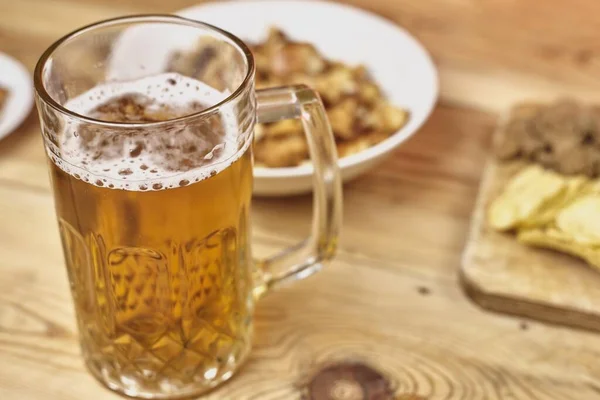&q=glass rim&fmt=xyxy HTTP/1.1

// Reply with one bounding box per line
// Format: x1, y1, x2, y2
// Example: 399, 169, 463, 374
33, 14, 255, 128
